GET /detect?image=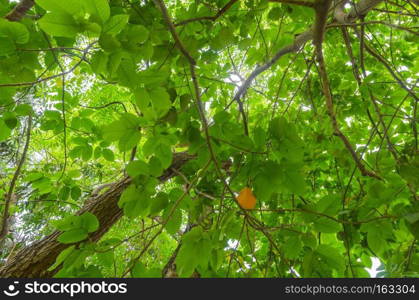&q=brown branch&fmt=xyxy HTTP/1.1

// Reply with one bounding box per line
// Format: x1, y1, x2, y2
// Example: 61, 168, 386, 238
372, 8, 417, 17
0, 42, 96, 88
327, 21, 419, 35
175, 0, 239, 26
176, 0, 315, 27
0, 116, 32, 242
269, 0, 315, 7
122, 159, 211, 277
335, 2, 399, 161
231, 31, 313, 102
361, 40, 418, 102
313, 0, 331, 47
153, 0, 237, 202
233, 0, 384, 102
154, 0, 195, 65
313, 0, 381, 179
79, 101, 128, 112
4, 0, 35, 21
